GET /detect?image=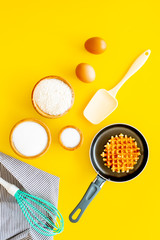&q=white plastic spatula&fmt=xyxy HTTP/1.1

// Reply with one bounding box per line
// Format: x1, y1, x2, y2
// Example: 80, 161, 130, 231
84, 49, 151, 124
